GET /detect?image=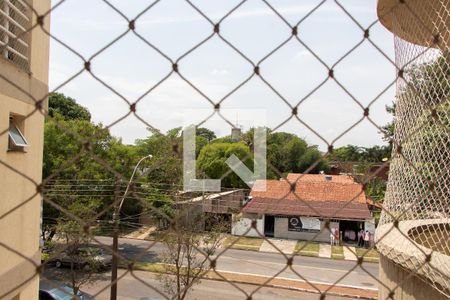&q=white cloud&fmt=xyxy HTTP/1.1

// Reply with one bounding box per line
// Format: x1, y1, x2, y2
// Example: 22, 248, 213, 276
292, 50, 312, 62
211, 69, 229, 76
49, 0, 393, 150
